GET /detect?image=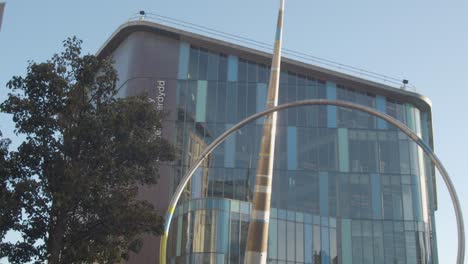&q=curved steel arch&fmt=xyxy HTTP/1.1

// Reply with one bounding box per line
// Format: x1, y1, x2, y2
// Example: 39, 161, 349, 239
159, 99, 464, 264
